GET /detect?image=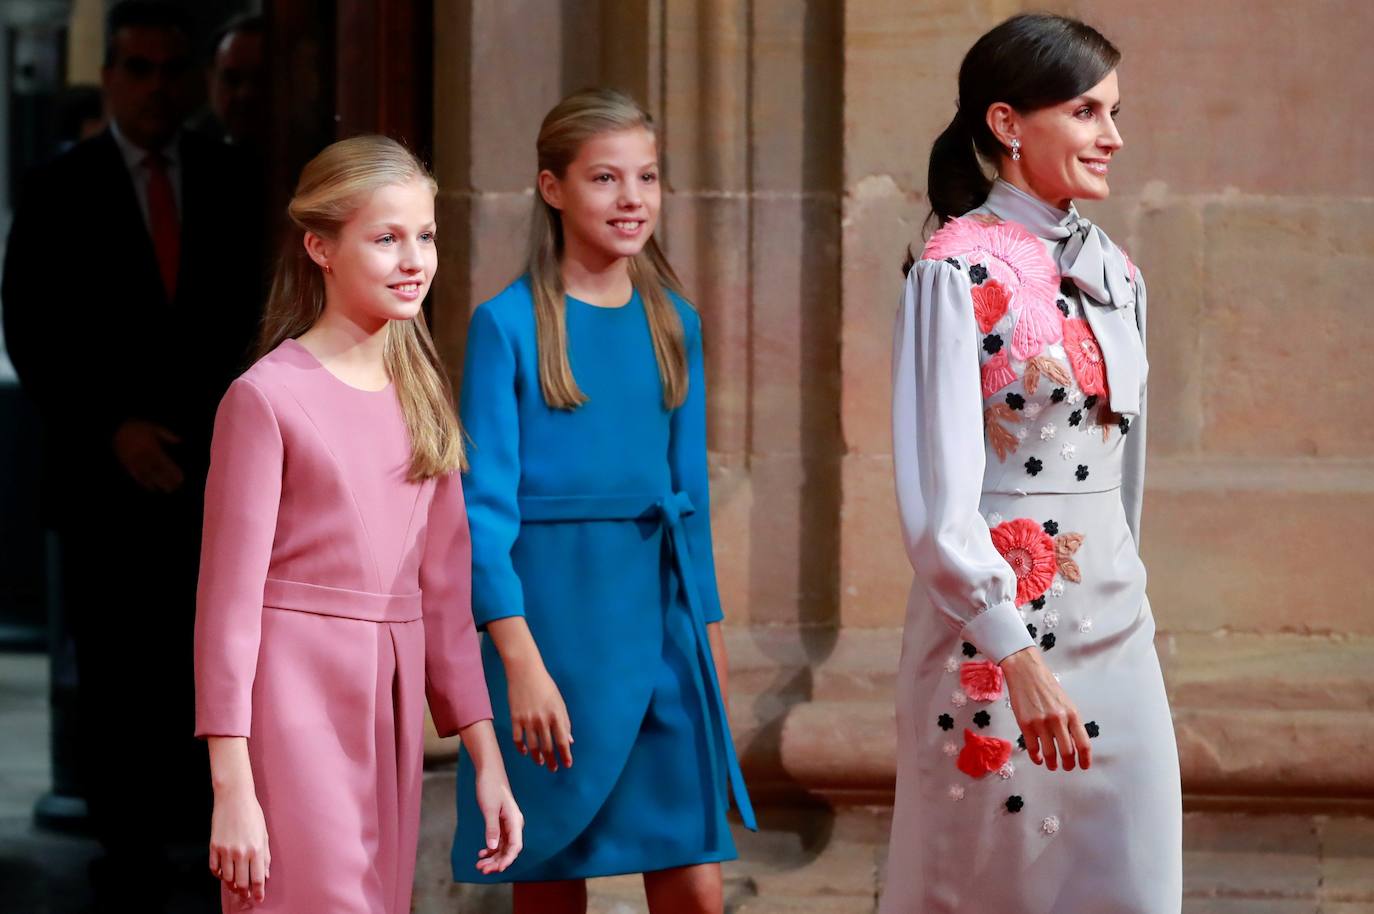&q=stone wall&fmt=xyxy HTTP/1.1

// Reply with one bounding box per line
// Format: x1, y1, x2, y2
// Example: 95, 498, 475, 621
429, 0, 1374, 805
